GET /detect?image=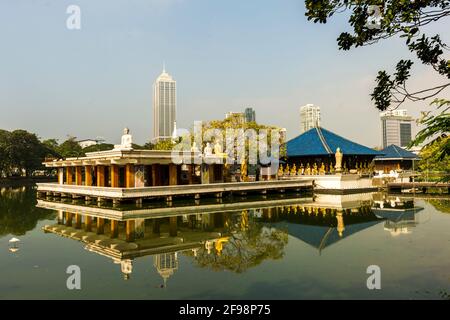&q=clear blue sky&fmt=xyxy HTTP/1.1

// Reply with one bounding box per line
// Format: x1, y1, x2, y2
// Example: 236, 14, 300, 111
0, 0, 448, 147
